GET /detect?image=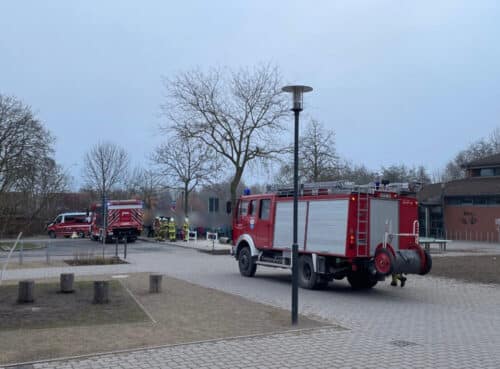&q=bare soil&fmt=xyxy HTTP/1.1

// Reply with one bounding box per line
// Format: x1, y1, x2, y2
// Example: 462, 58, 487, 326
430, 255, 500, 285
64, 257, 128, 266
0, 274, 332, 365
0, 280, 147, 331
